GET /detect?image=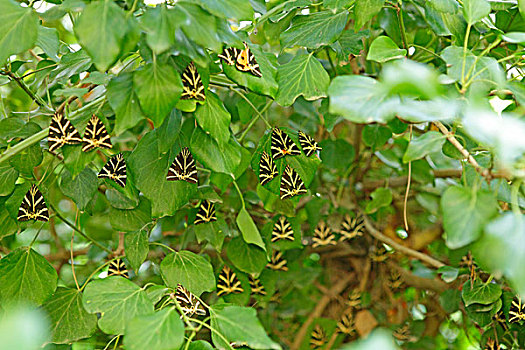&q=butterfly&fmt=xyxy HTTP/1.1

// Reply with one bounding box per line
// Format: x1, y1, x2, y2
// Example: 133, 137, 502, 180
249, 275, 266, 296
181, 62, 206, 101
258, 151, 278, 186
337, 309, 355, 336
82, 114, 112, 152
484, 339, 501, 350
219, 42, 262, 78
267, 251, 288, 271
369, 245, 389, 262
175, 284, 206, 317
194, 200, 217, 225
460, 251, 478, 284
347, 290, 362, 309
166, 147, 198, 184
393, 324, 411, 342
17, 184, 49, 222
271, 128, 301, 160
298, 131, 321, 157
310, 324, 327, 349
98, 153, 127, 188
107, 258, 128, 278
217, 266, 244, 296
509, 296, 525, 323
312, 221, 337, 248
48, 112, 82, 152
339, 214, 365, 242
271, 216, 294, 242
388, 270, 403, 290
280, 165, 307, 200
